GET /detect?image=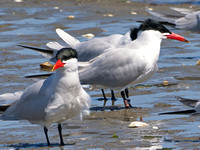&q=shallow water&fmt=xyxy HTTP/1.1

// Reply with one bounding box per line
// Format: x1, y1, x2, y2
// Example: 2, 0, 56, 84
0, 0, 200, 149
